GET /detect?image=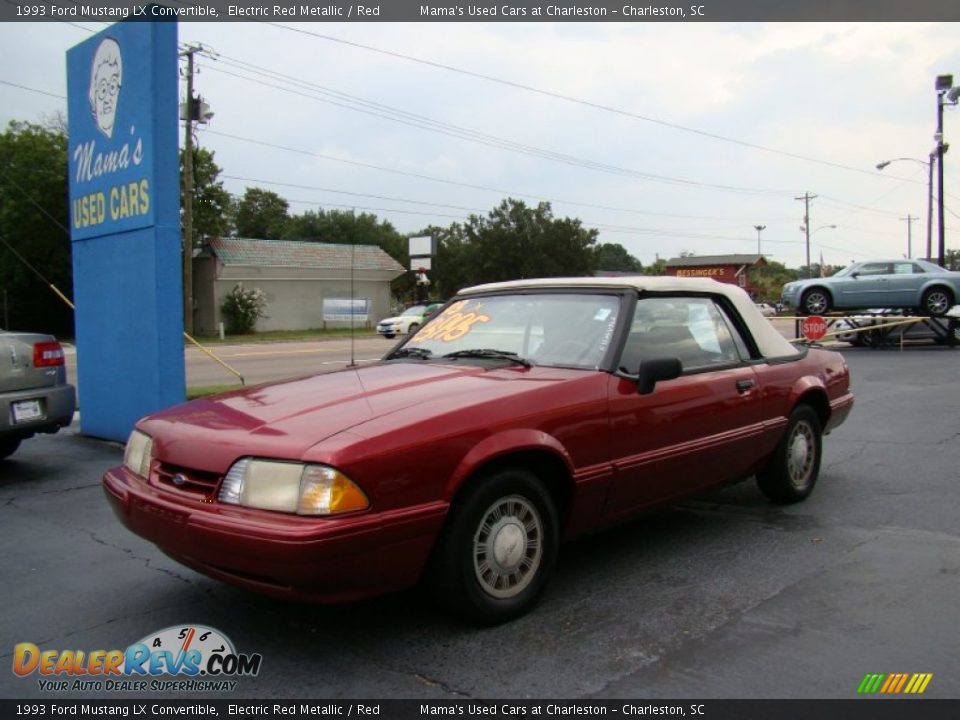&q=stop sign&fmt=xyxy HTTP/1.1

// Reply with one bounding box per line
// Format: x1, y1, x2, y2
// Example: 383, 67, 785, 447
802, 315, 828, 341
